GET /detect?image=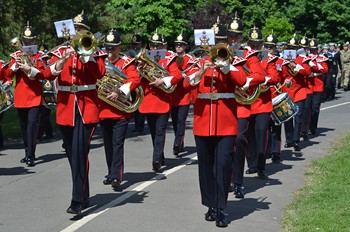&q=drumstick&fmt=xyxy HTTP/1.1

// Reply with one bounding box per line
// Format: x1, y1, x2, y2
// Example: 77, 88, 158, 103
272, 77, 294, 95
